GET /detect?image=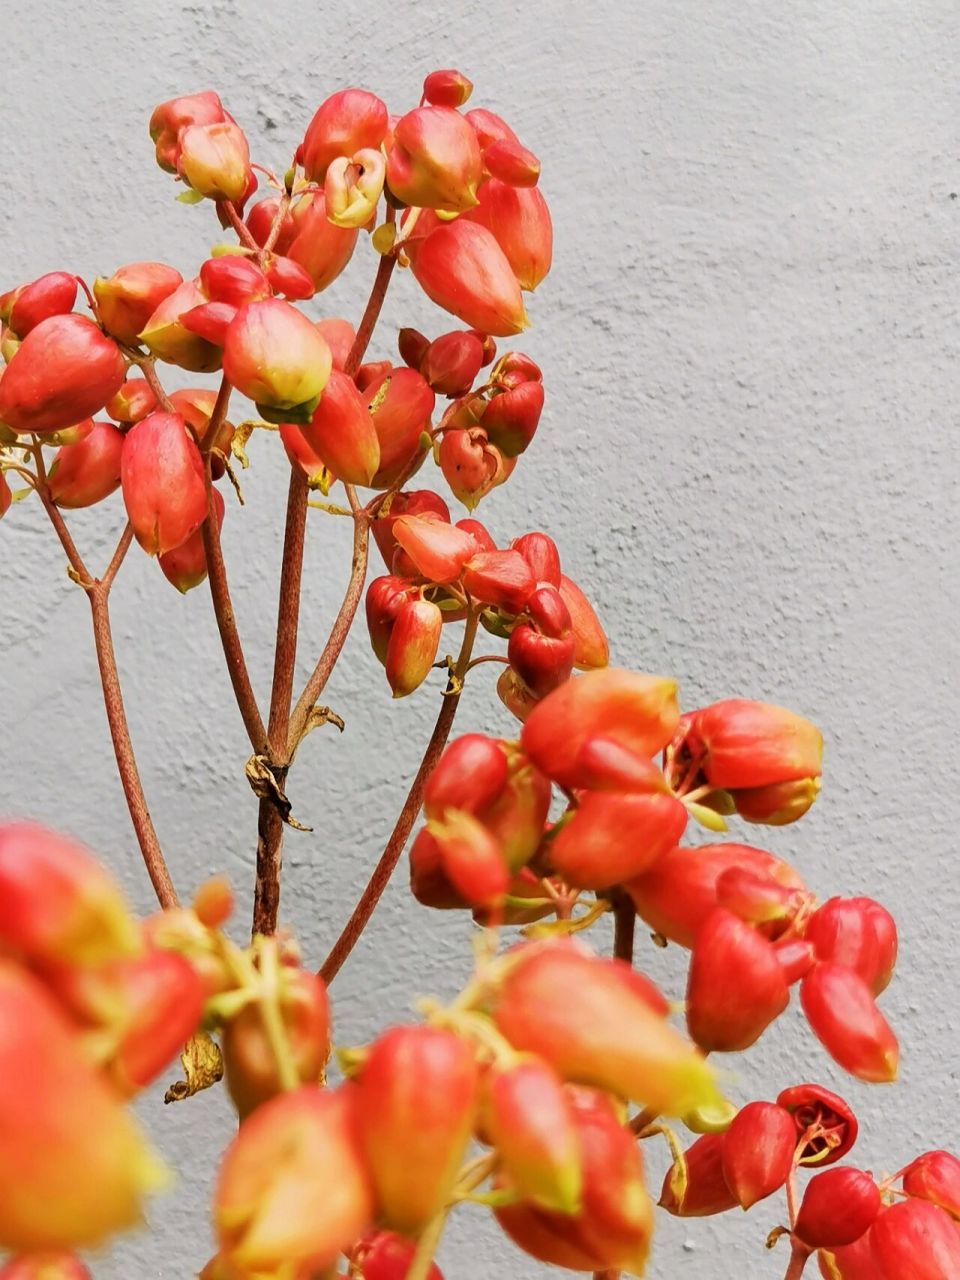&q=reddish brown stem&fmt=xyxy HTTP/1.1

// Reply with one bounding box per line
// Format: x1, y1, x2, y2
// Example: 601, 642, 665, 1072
344, 250, 397, 377
612, 892, 637, 962
319, 612, 480, 985
217, 199, 260, 251
783, 1242, 812, 1280
136, 358, 175, 413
